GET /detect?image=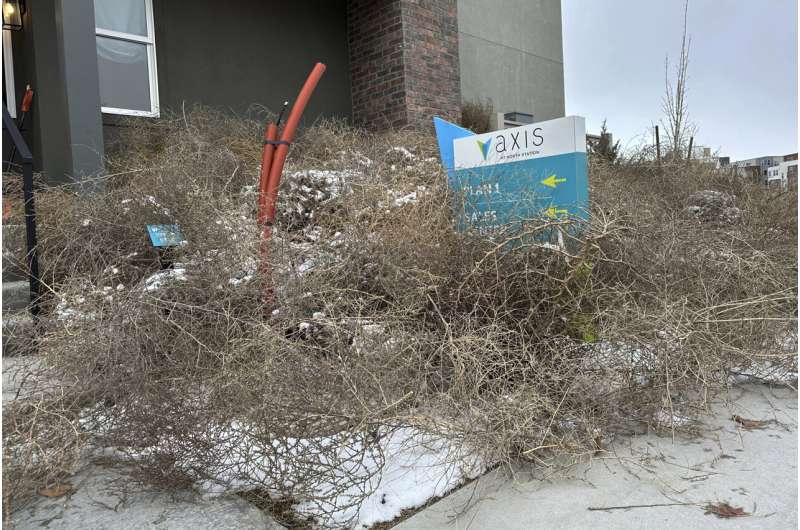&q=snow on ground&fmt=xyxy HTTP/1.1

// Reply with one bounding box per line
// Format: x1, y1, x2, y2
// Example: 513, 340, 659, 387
388, 186, 427, 208
79, 406, 482, 529
119, 195, 171, 216
54, 281, 118, 321
143, 265, 187, 292
341, 429, 482, 528
337, 150, 373, 167
55, 295, 88, 321
194, 425, 482, 528
388, 147, 416, 161
228, 256, 258, 286
288, 169, 360, 201
392, 191, 418, 207
729, 362, 798, 385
